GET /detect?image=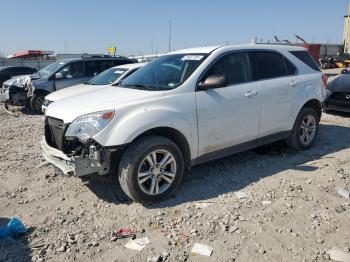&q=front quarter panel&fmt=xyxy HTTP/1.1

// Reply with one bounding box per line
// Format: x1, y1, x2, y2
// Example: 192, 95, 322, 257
93, 92, 198, 159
